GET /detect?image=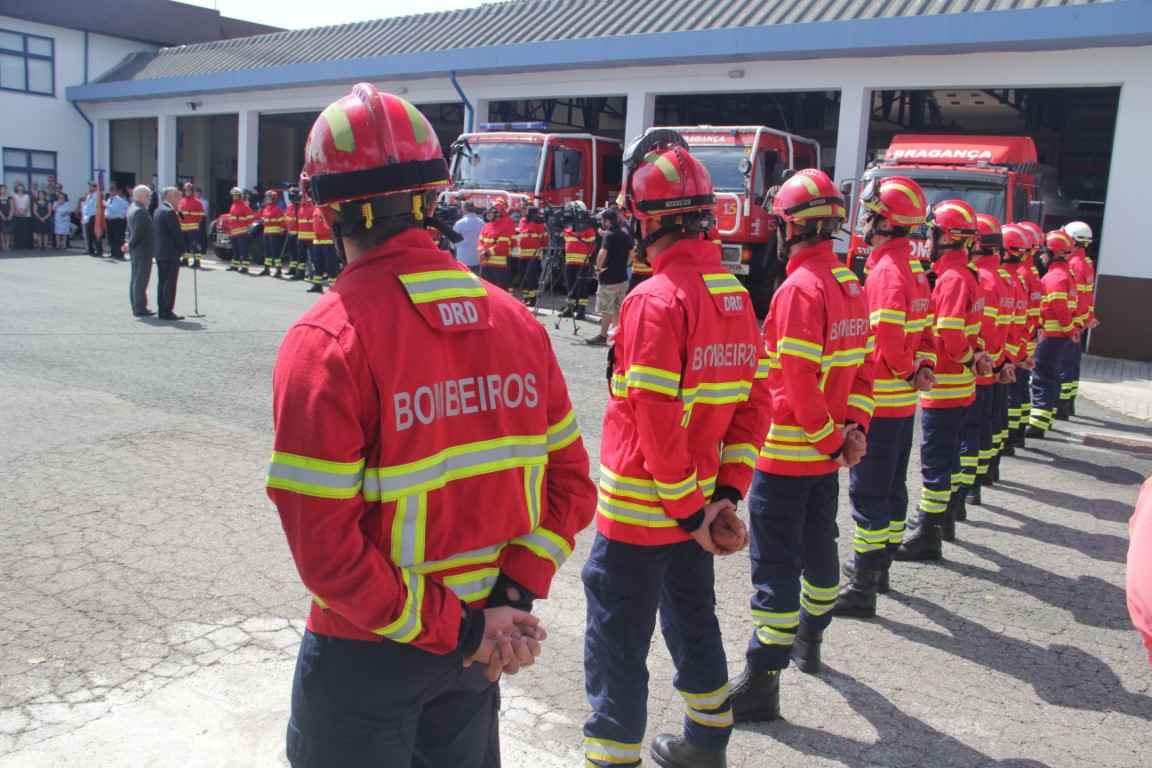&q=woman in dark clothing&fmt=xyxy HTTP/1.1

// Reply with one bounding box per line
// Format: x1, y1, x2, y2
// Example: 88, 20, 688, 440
11, 182, 33, 250
0, 185, 11, 252
33, 191, 53, 249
